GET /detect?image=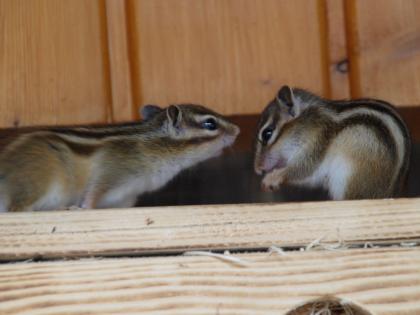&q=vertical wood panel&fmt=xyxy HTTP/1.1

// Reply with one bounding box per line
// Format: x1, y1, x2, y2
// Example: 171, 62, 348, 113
105, 0, 134, 122
346, 0, 420, 105
325, 0, 350, 99
131, 0, 329, 115
0, 0, 112, 127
